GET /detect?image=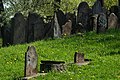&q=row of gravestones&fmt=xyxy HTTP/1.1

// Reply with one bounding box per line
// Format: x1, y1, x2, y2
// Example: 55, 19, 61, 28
77, 1, 119, 34
1, 1, 120, 47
